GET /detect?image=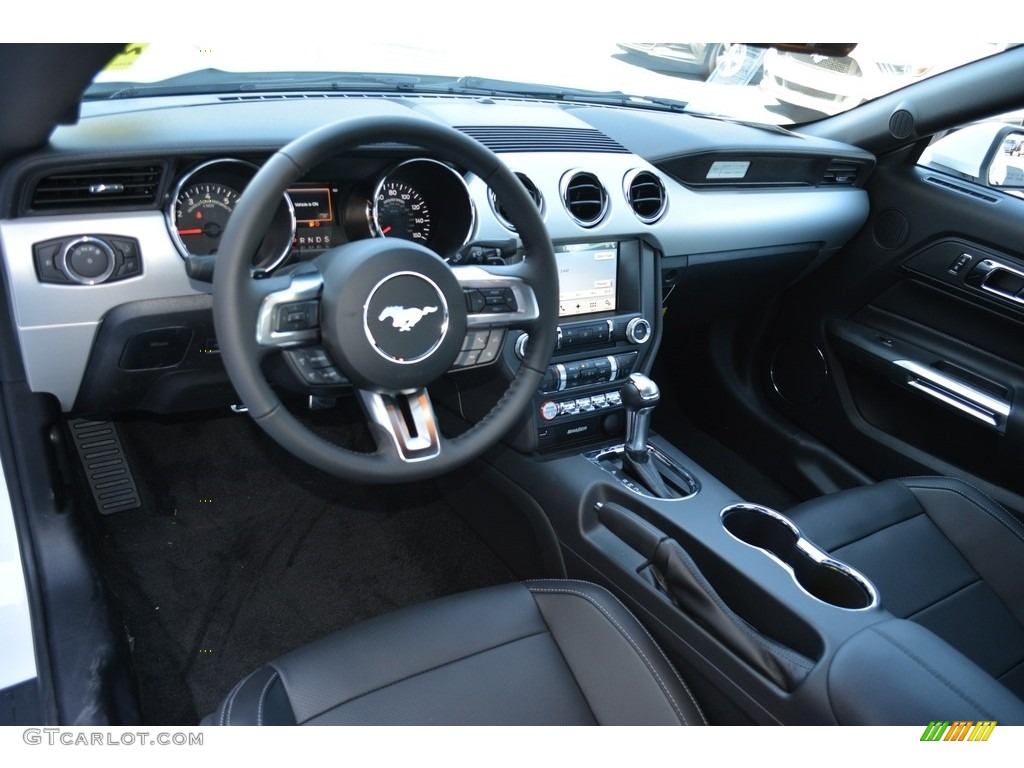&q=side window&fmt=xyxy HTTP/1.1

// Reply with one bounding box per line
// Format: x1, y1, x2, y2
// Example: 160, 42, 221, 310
920, 111, 1024, 197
